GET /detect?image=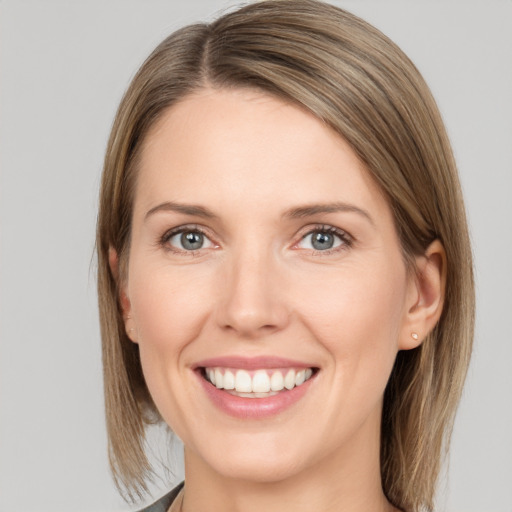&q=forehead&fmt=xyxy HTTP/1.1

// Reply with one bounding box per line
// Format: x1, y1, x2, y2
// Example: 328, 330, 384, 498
134, 87, 390, 222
